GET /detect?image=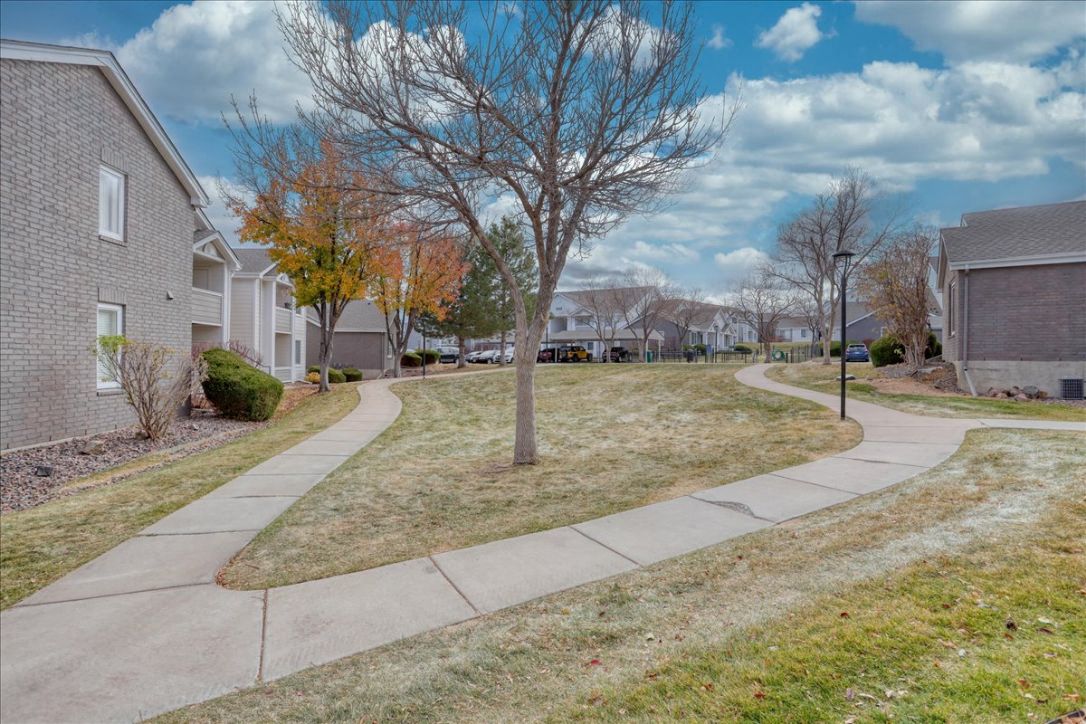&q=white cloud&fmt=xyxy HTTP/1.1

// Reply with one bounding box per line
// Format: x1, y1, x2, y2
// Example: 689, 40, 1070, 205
713, 247, 770, 282
707, 24, 731, 50
854, 0, 1086, 64
198, 175, 249, 246
630, 240, 699, 262
114, 1, 313, 124
564, 54, 1083, 293
756, 3, 826, 62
